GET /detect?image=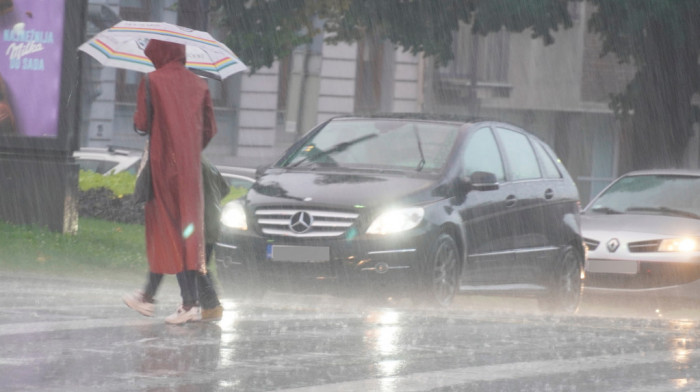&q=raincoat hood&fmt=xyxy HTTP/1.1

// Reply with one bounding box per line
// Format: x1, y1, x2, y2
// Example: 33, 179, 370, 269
145, 39, 186, 69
